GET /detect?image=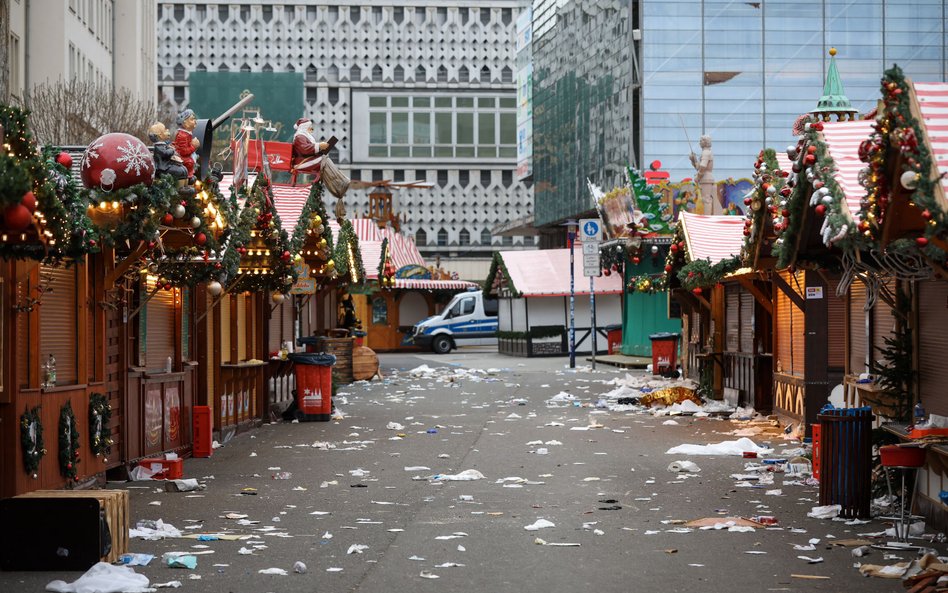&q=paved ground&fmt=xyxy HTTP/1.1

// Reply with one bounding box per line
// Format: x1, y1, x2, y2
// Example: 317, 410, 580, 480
1, 349, 932, 592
